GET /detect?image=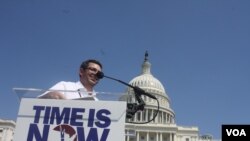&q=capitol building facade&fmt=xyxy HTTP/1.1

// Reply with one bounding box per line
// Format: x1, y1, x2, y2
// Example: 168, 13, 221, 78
121, 52, 219, 141
0, 119, 15, 141
0, 52, 220, 141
